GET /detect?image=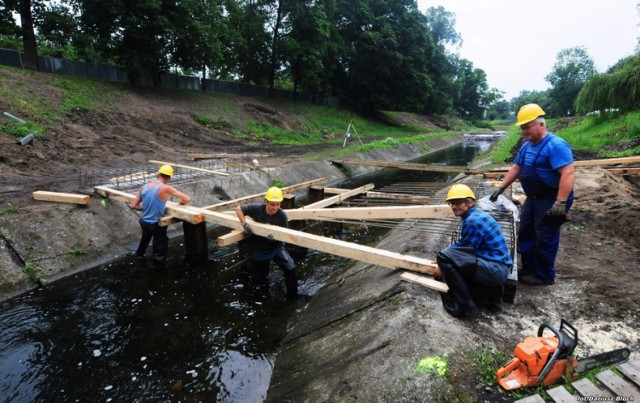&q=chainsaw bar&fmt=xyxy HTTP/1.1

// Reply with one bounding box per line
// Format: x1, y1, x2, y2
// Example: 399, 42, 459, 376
576, 347, 631, 373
